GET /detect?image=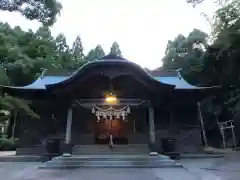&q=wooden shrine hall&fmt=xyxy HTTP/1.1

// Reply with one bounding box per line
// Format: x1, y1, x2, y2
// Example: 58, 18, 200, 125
0, 55, 220, 155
